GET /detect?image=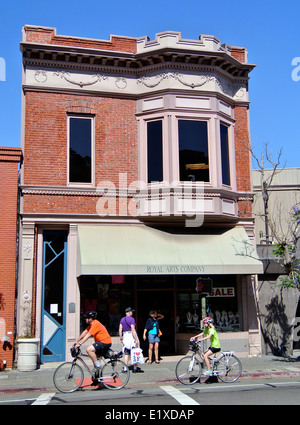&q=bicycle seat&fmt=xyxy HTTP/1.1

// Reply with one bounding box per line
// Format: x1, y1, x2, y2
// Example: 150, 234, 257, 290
103, 348, 115, 359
